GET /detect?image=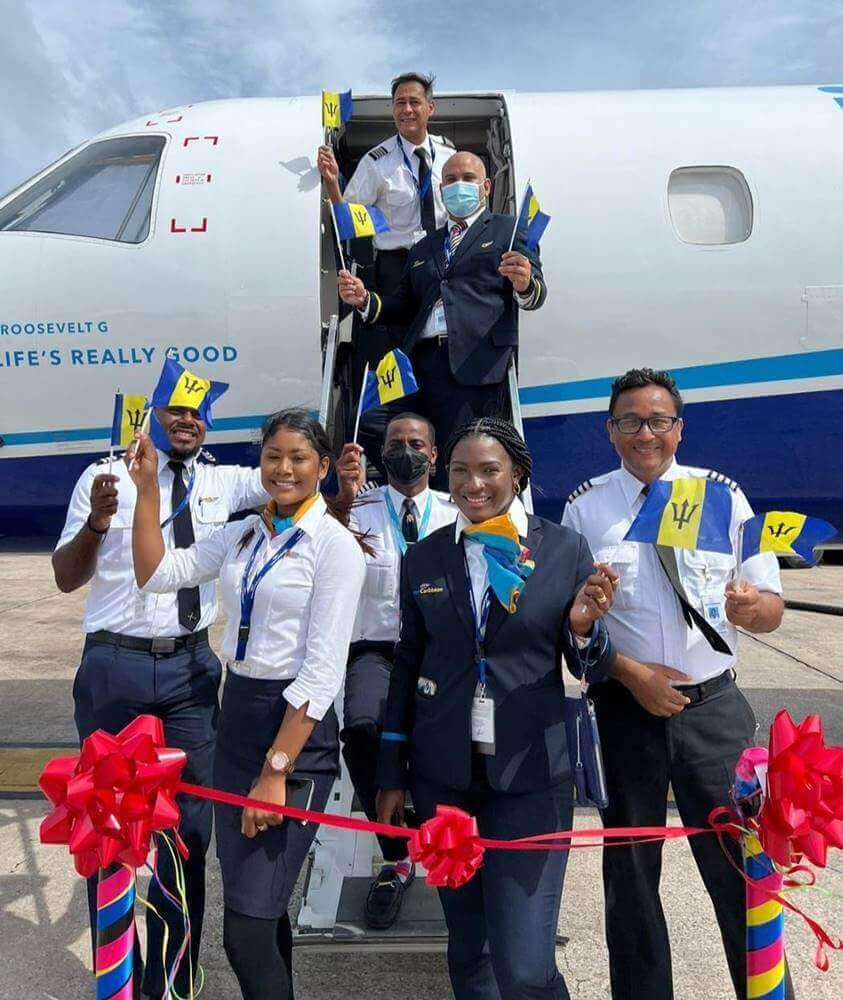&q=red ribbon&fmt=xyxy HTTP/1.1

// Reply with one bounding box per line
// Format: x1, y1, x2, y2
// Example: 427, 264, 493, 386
39, 716, 187, 877
761, 710, 843, 868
